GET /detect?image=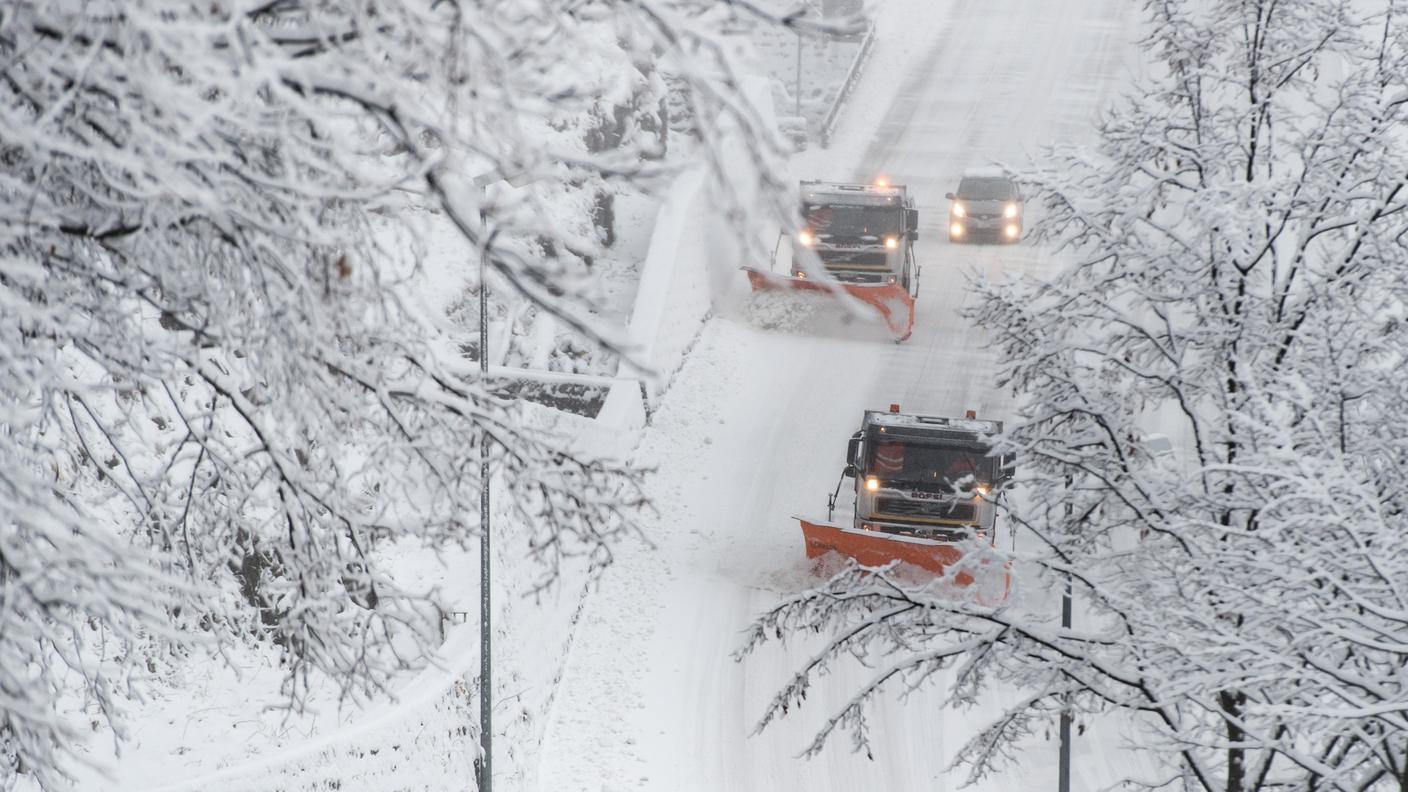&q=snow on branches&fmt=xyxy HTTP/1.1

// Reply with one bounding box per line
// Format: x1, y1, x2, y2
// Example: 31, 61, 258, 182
0, 0, 797, 787
745, 2, 1408, 792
